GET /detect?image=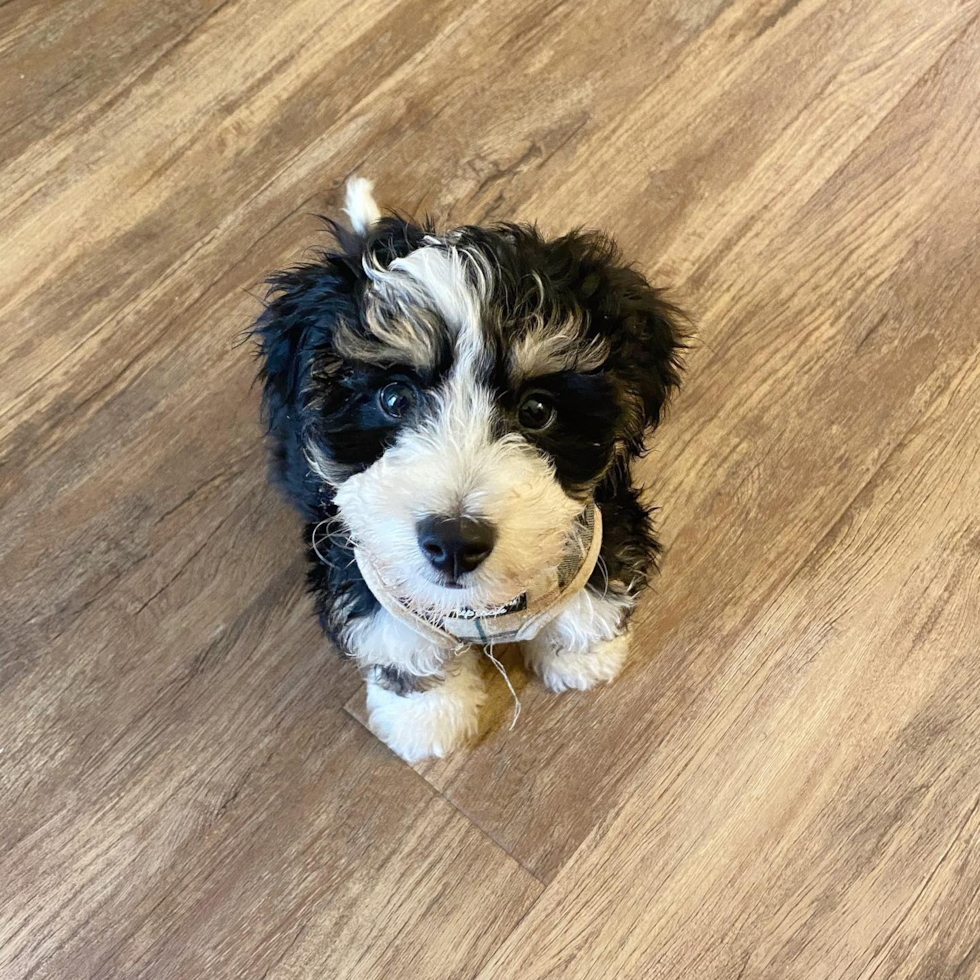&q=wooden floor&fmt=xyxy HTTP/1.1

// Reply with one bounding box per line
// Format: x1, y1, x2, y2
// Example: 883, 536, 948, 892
3, 0, 980, 977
